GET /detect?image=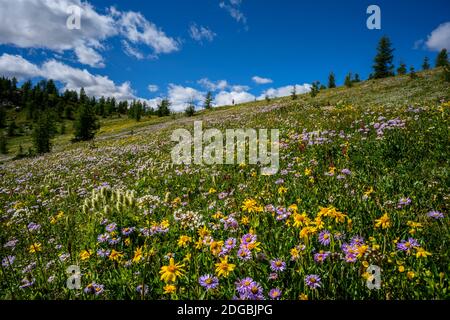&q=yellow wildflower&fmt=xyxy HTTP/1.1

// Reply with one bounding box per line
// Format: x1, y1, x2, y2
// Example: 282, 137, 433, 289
159, 258, 186, 283
29, 242, 42, 253
215, 256, 235, 278
79, 250, 92, 261
177, 235, 192, 248
374, 213, 391, 229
